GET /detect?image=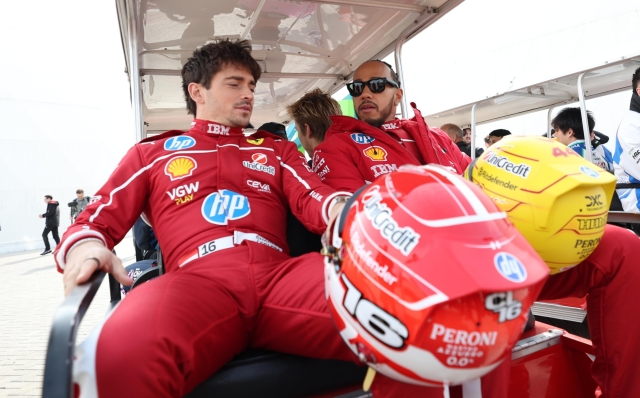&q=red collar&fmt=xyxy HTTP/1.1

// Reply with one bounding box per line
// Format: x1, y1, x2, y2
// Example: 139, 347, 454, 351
188, 119, 246, 136
379, 119, 404, 132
